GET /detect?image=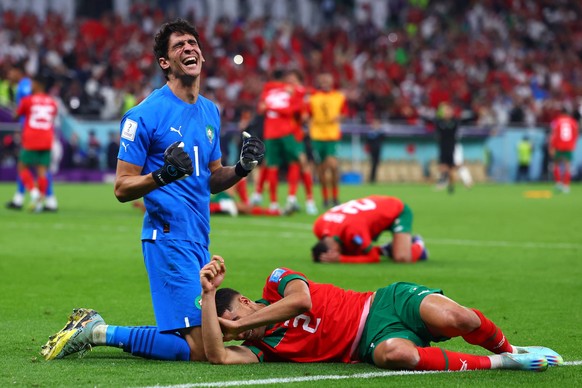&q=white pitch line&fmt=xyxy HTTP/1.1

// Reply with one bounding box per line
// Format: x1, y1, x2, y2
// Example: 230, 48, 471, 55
139, 361, 582, 388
